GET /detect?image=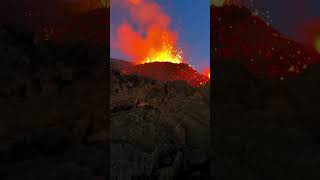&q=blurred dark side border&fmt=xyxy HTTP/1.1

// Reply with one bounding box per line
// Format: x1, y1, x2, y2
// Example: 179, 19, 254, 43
106, 5, 110, 180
